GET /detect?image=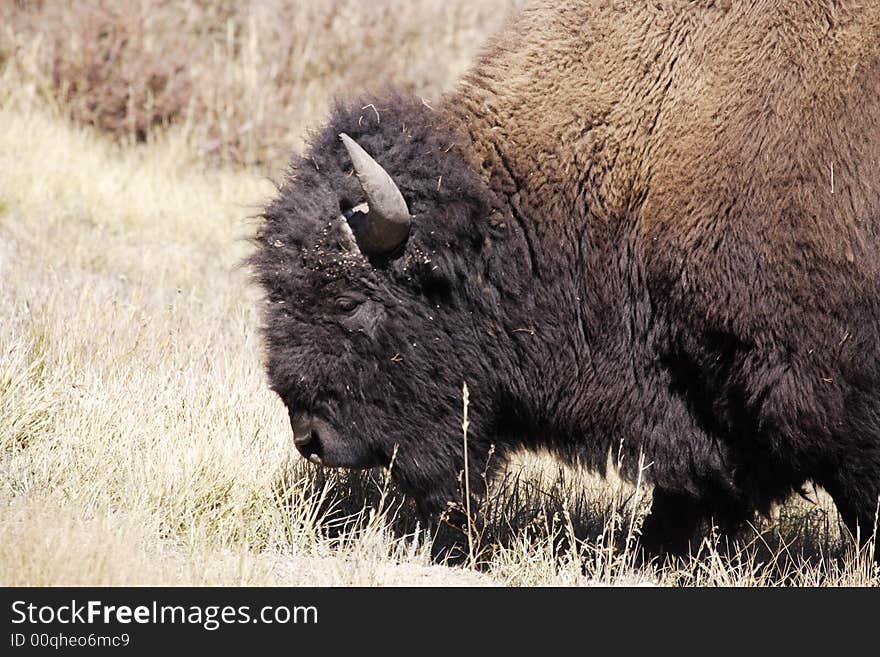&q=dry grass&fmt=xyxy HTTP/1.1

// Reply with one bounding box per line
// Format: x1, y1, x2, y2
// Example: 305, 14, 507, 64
1, 0, 519, 169
0, 1, 877, 587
